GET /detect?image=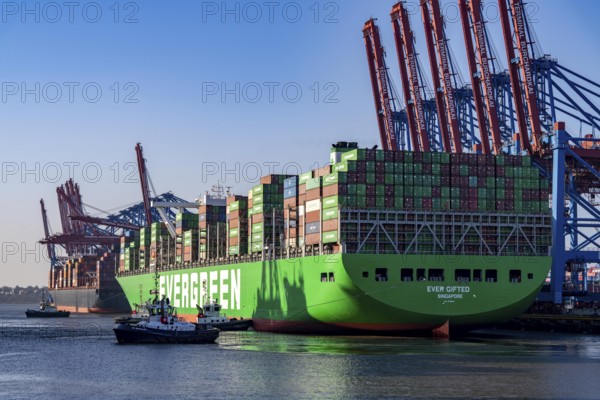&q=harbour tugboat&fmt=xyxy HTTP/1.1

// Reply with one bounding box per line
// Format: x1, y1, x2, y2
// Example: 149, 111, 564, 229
113, 273, 219, 344
196, 300, 252, 331
25, 293, 70, 318
113, 302, 149, 325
